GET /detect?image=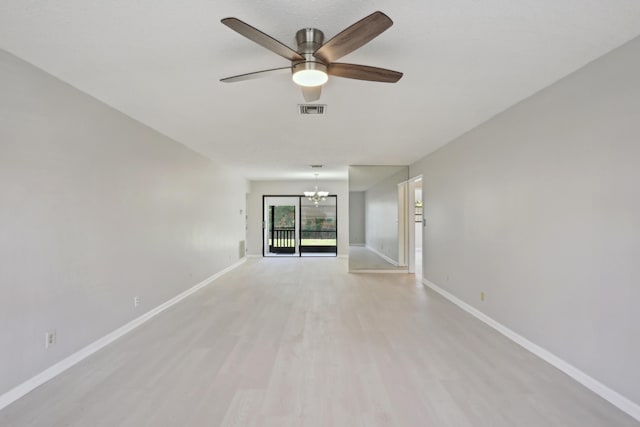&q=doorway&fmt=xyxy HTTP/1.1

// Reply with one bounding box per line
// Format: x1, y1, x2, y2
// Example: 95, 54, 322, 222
407, 176, 423, 276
